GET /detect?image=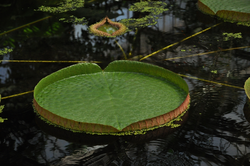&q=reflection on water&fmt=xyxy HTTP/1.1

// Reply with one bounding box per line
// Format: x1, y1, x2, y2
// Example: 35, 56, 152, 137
1, 0, 250, 165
